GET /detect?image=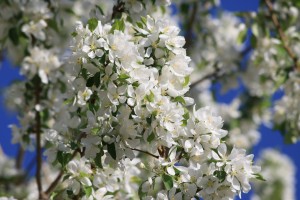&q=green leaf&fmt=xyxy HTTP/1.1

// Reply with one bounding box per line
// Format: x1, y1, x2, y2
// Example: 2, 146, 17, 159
50, 192, 58, 200
250, 35, 257, 47
132, 81, 139, 88
81, 68, 88, 79
237, 28, 247, 45
64, 98, 74, 105
183, 76, 190, 87
107, 143, 116, 160
146, 91, 155, 102
162, 174, 173, 190
47, 19, 59, 32
71, 32, 77, 37
119, 73, 130, 80
147, 132, 155, 143
94, 72, 101, 87
183, 110, 189, 120
140, 16, 147, 25
138, 182, 147, 198
88, 18, 98, 32
63, 174, 71, 182
136, 21, 144, 29
111, 19, 125, 33
57, 151, 72, 168
86, 76, 94, 87
9, 27, 19, 45
251, 23, 259, 37
214, 170, 227, 182
95, 149, 104, 169
181, 109, 189, 126
146, 116, 152, 125
254, 173, 266, 181
174, 96, 185, 105
84, 186, 93, 197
